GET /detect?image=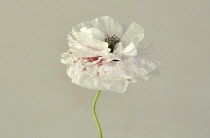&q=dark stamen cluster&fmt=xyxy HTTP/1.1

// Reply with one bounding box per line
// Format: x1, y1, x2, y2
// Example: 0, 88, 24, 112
105, 35, 121, 53
105, 35, 121, 43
